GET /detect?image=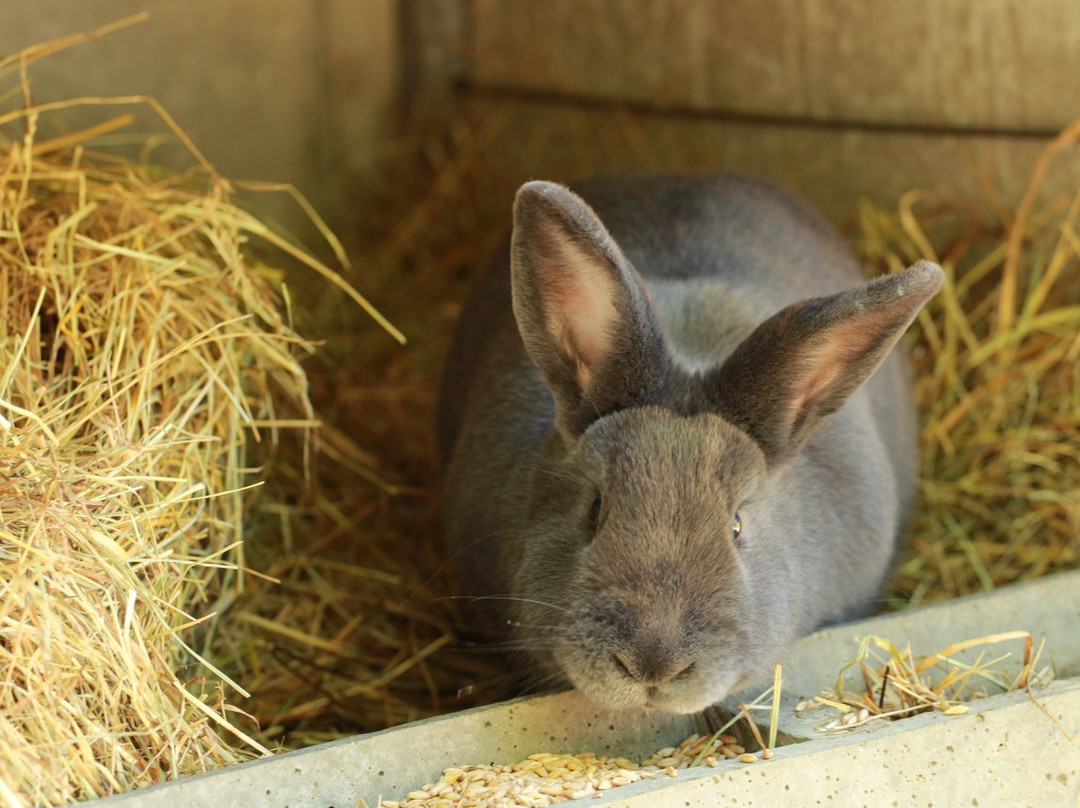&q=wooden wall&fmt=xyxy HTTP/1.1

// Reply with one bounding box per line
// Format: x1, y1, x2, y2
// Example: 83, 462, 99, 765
470, 0, 1078, 133
4, 1, 1079, 234
459, 0, 1080, 224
